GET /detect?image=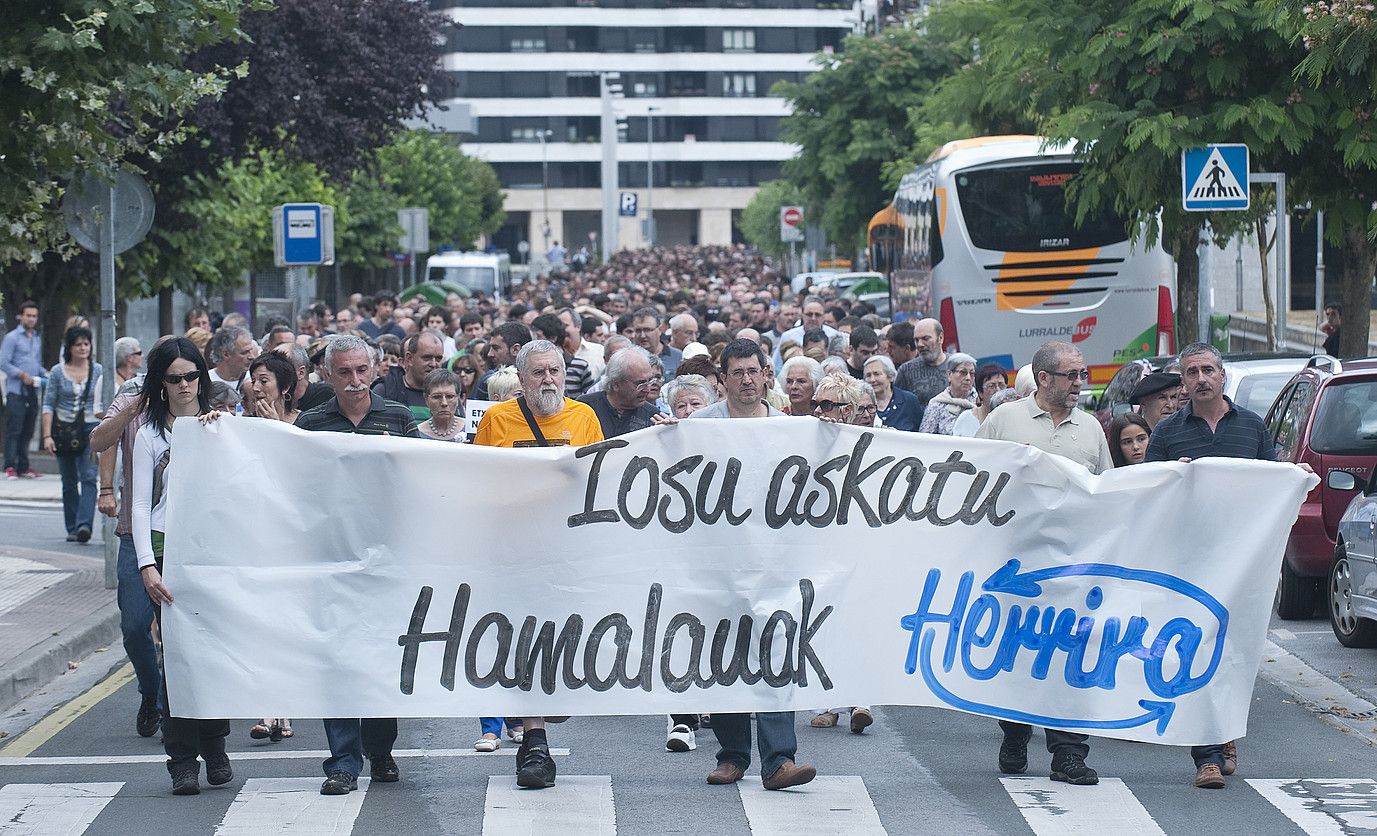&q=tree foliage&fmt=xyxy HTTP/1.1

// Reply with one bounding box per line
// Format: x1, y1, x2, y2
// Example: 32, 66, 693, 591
739, 180, 805, 258
0, 0, 254, 266
775, 25, 970, 248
